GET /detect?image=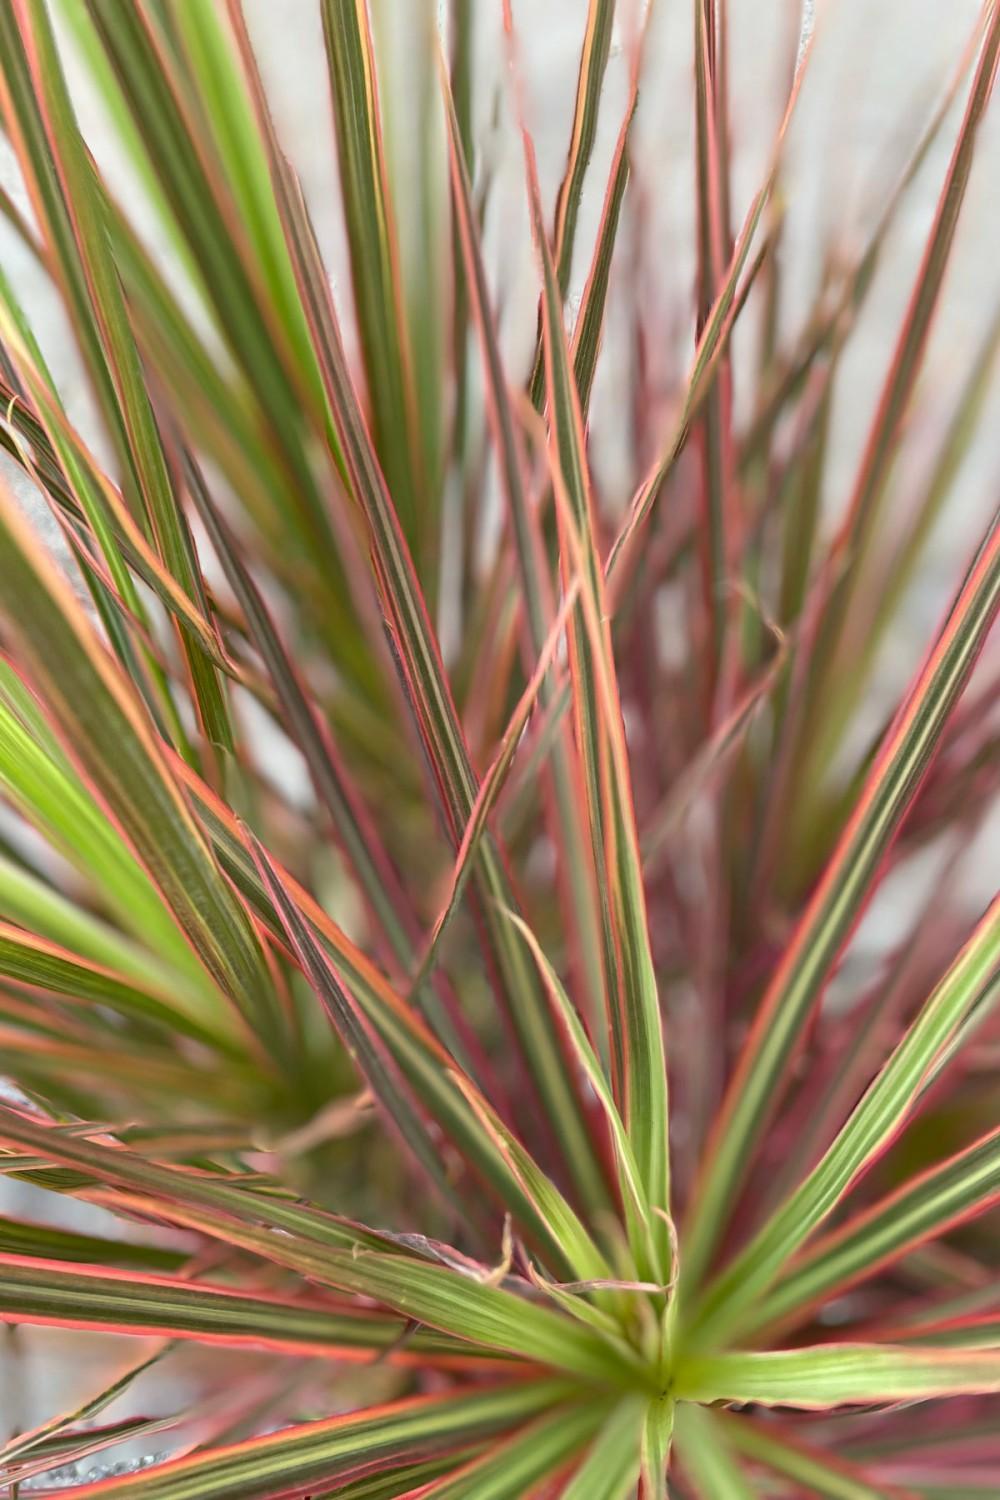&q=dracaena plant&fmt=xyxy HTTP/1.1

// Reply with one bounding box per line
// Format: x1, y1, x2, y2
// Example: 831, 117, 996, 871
0, 0, 998, 1493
